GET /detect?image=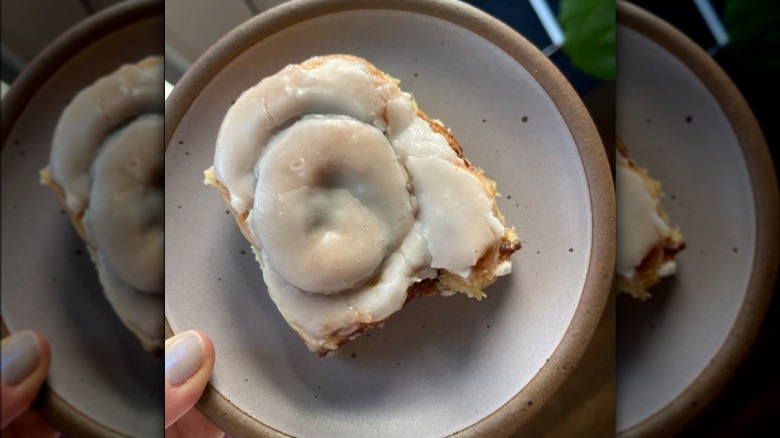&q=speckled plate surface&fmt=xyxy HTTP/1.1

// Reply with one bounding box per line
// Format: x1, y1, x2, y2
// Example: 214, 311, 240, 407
165, 0, 613, 436
616, 3, 779, 436
0, 1, 163, 437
